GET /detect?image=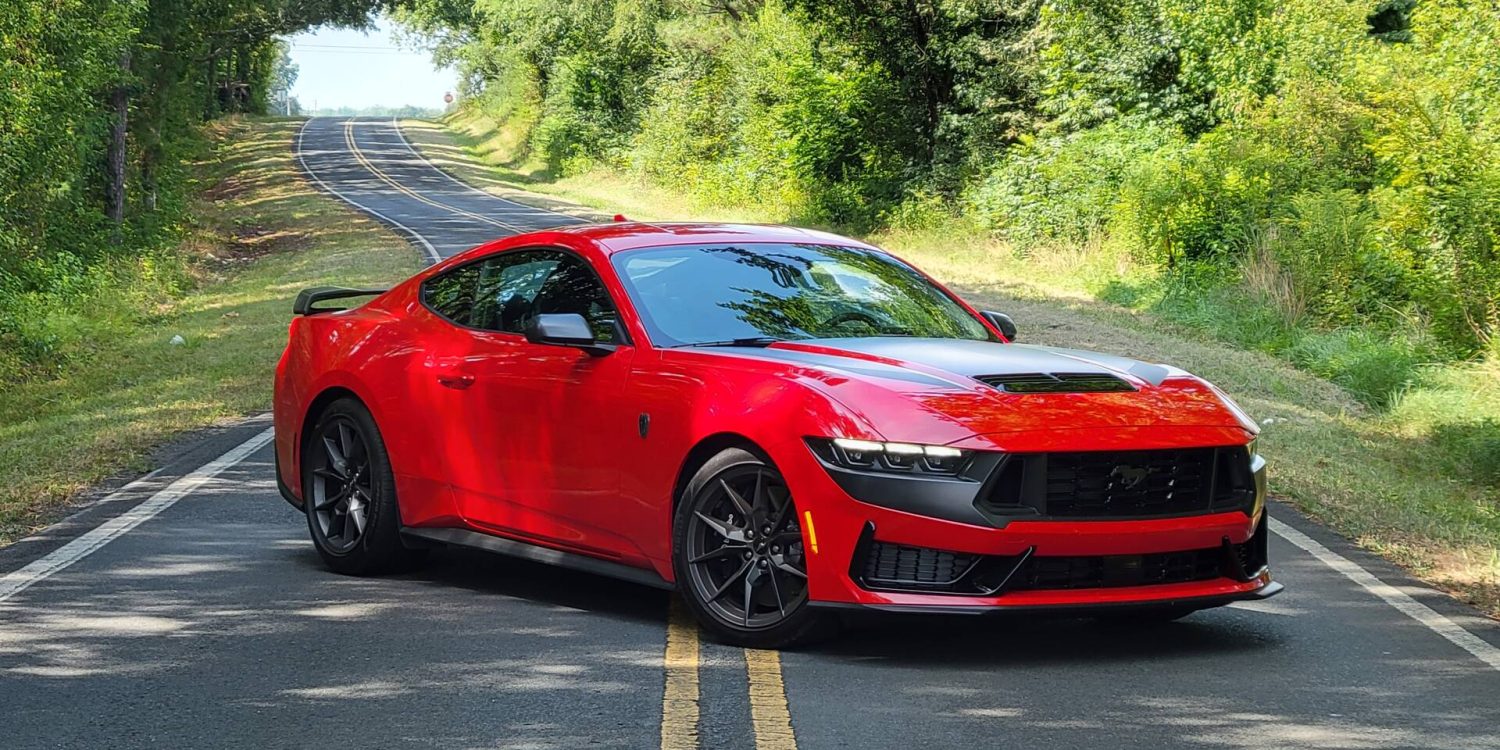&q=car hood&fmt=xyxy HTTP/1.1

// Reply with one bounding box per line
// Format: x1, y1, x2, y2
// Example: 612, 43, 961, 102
694, 337, 1254, 448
